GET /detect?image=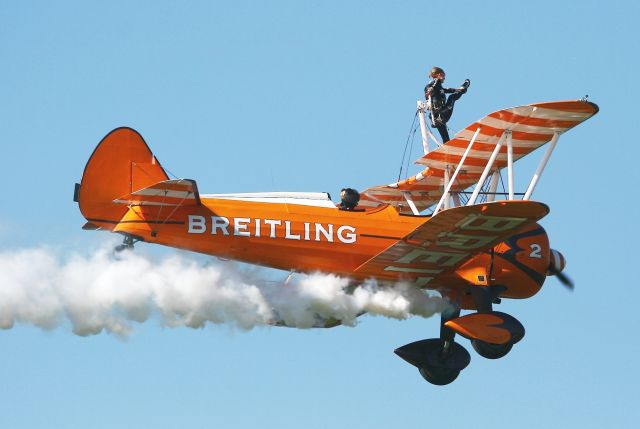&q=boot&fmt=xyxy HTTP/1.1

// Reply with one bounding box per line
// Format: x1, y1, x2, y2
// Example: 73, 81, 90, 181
458, 79, 471, 94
